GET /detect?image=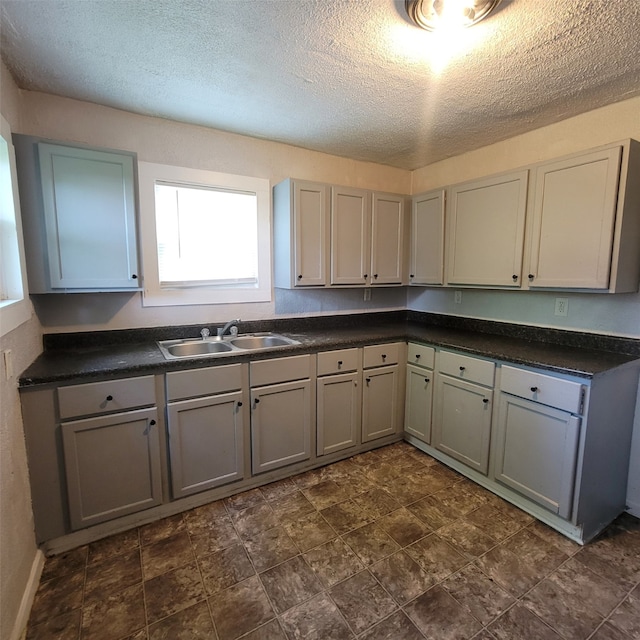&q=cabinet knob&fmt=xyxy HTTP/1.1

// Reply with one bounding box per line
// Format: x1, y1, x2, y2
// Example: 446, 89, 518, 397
373, 274, 378, 279
459, 366, 465, 371
364, 274, 368, 279
381, 354, 387, 360
512, 274, 518, 281
482, 398, 489, 404
424, 377, 430, 383
530, 386, 538, 393
337, 360, 343, 367
149, 419, 156, 425
131, 274, 138, 279
415, 354, 420, 359
410, 274, 415, 278
254, 398, 260, 404
297, 274, 302, 280
528, 274, 535, 280
237, 401, 243, 407
106, 395, 113, 401
365, 377, 371, 384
